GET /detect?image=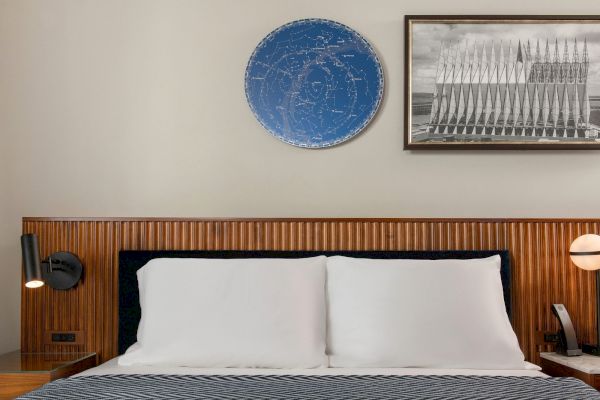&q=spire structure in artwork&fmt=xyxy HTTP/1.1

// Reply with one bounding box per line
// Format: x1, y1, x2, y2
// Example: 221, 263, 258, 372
427, 38, 591, 138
